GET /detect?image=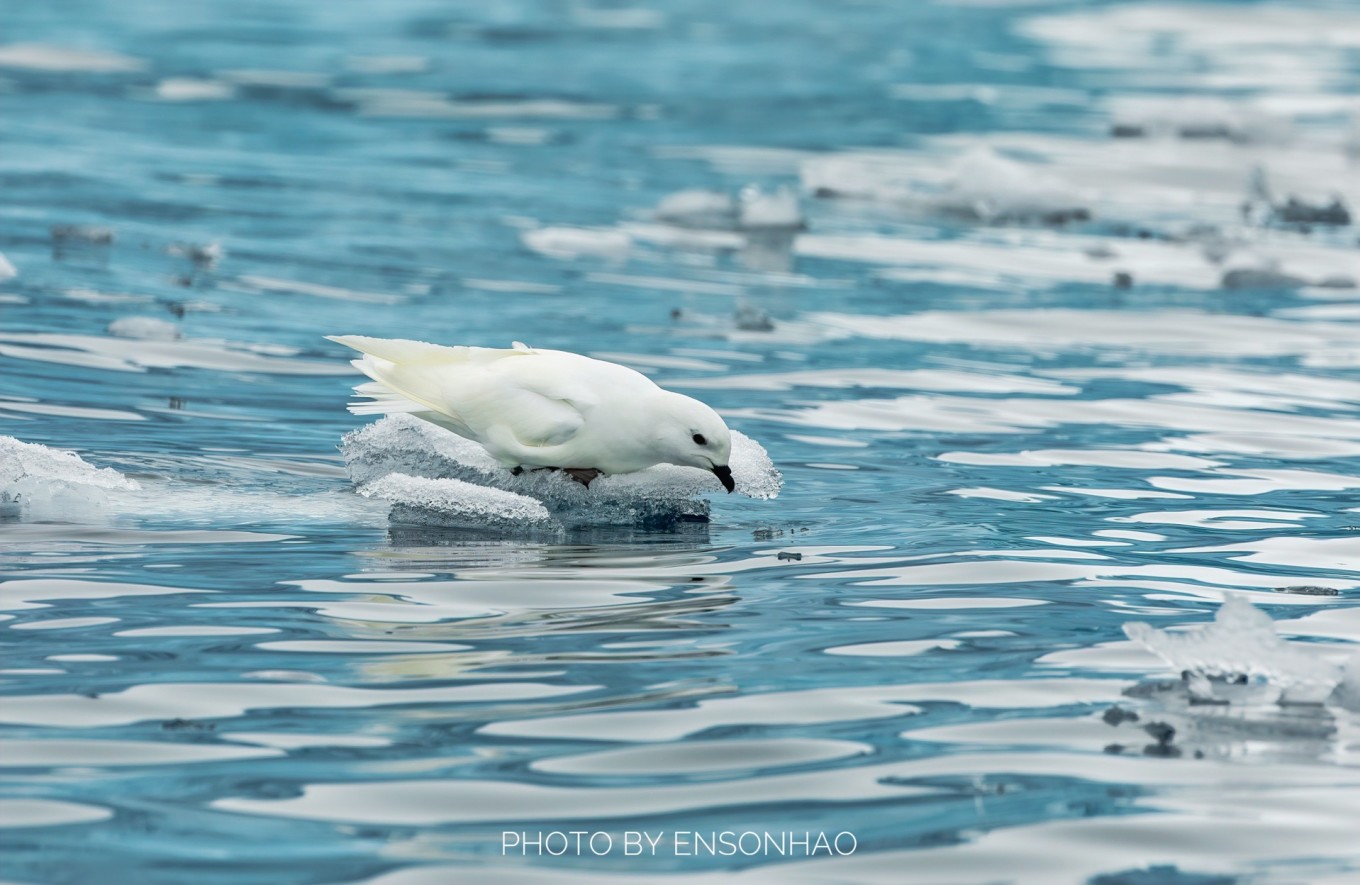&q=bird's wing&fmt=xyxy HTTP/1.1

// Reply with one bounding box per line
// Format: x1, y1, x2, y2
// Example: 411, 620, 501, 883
480, 385, 585, 449
328, 336, 586, 451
